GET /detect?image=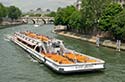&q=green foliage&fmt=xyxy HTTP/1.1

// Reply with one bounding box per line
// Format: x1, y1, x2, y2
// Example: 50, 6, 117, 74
54, 9, 64, 25
0, 3, 22, 23
81, 0, 94, 31
80, 0, 112, 33
45, 11, 56, 17
99, 3, 125, 39
54, 0, 125, 40
111, 10, 125, 39
99, 3, 123, 31
69, 10, 82, 30
8, 6, 22, 20
54, 6, 76, 25
35, 14, 41, 17
0, 3, 7, 23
